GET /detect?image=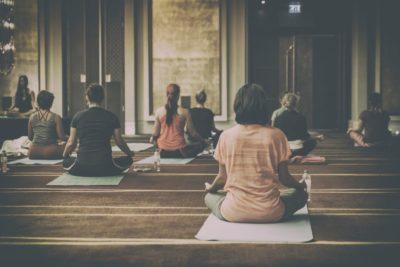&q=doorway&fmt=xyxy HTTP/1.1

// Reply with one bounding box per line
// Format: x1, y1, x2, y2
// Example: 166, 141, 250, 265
62, 0, 125, 128
279, 34, 344, 129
